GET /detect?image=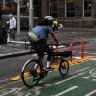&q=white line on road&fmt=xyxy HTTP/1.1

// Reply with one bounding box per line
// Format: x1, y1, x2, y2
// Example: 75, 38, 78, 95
7, 41, 29, 44
7, 41, 66, 48
90, 58, 96, 60
78, 51, 96, 54
84, 89, 96, 96
54, 86, 78, 96
55, 67, 90, 85
55, 72, 86, 85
